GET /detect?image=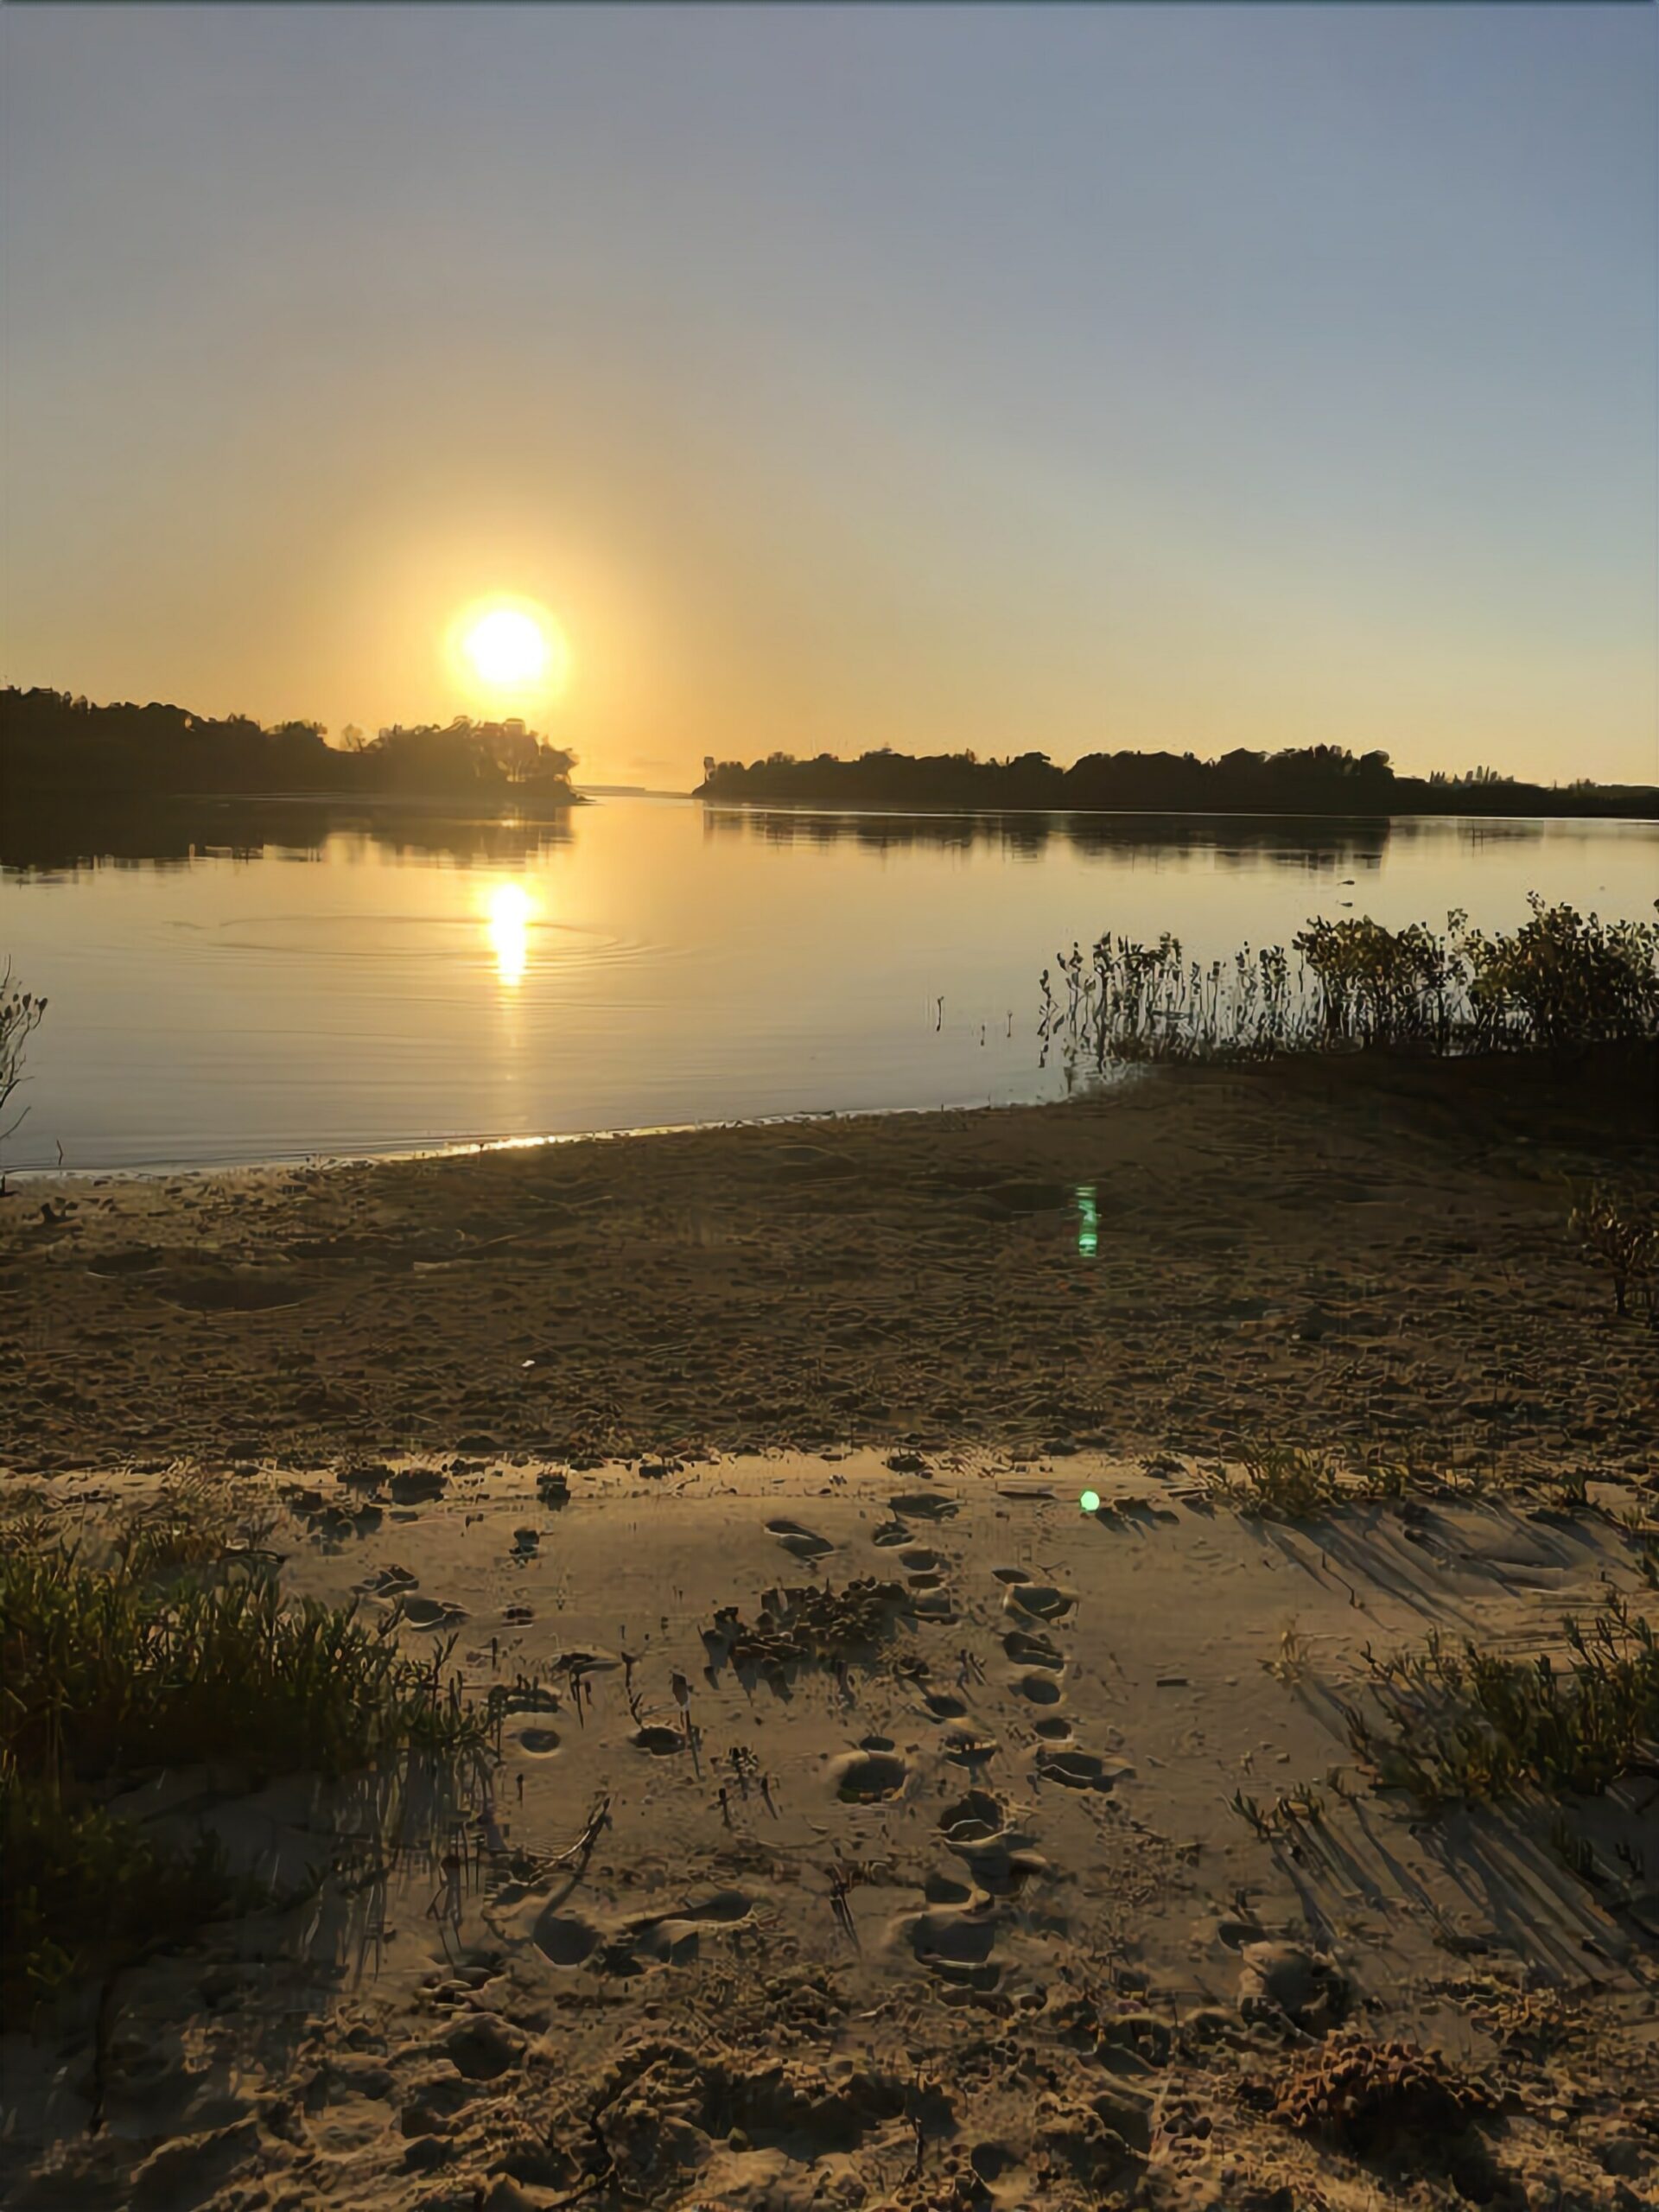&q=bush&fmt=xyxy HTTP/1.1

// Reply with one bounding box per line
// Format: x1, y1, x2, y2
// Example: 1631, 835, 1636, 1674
1570, 1181, 1657, 1321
